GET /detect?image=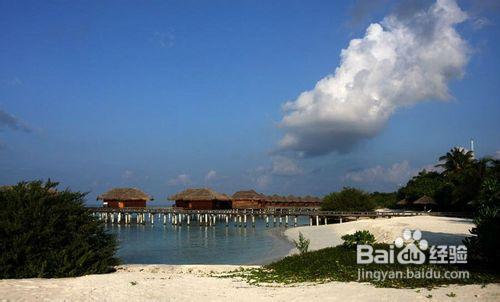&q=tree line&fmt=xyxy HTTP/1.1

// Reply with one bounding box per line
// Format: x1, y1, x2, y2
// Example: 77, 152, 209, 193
322, 147, 500, 212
